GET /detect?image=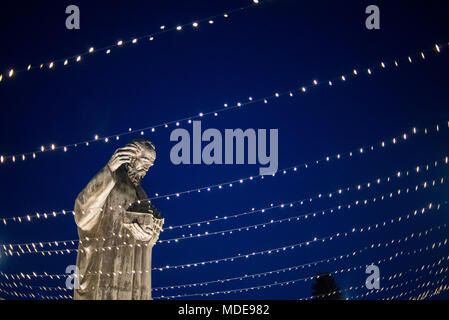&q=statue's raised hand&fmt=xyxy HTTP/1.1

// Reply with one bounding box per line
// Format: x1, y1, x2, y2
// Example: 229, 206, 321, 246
107, 146, 138, 172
